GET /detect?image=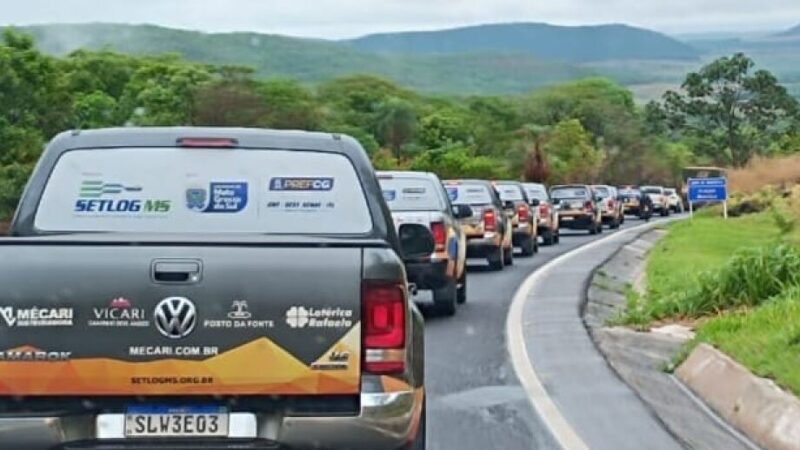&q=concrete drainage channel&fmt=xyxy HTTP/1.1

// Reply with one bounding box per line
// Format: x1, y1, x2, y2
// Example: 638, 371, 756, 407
586, 229, 800, 450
